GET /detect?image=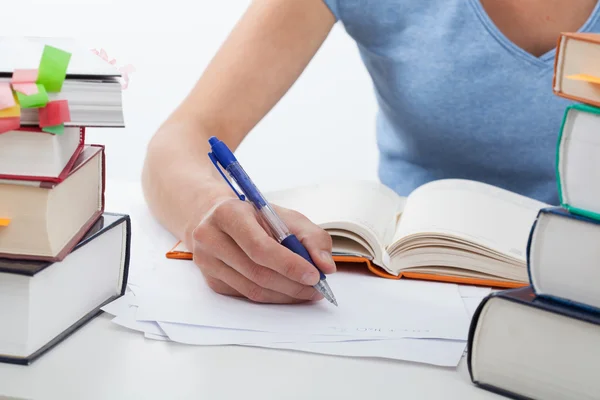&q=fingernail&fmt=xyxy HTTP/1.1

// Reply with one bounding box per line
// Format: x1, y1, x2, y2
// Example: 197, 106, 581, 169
302, 272, 319, 286
321, 251, 336, 271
